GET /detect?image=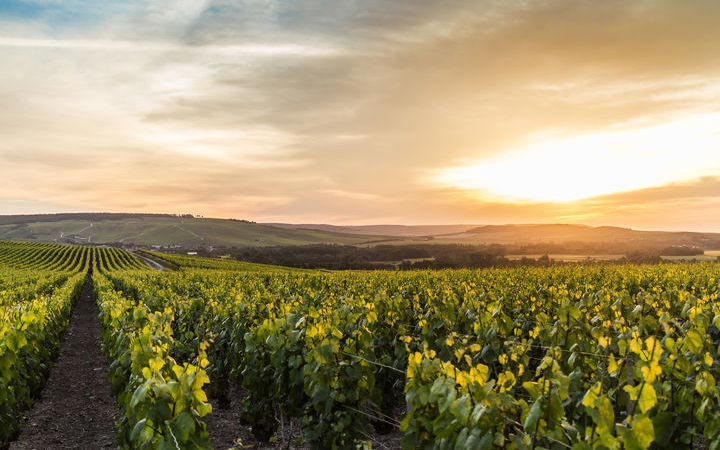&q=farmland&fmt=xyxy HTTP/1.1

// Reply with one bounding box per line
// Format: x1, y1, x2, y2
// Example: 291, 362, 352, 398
0, 214, 390, 247
1, 241, 720, 449
0, 242, 144, 448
